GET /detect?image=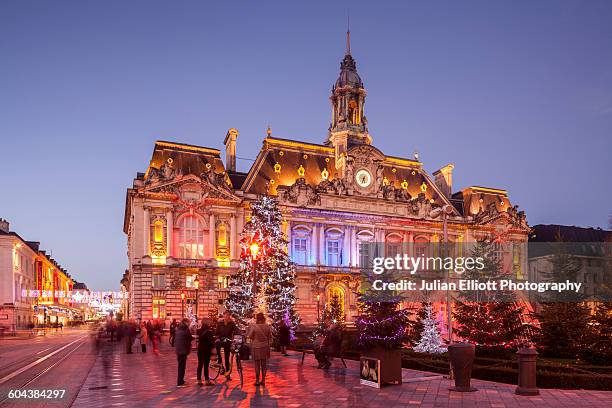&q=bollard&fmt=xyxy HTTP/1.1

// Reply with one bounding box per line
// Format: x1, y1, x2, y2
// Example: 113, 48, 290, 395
448, 342, 478, 392
516, 347, 539, 396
